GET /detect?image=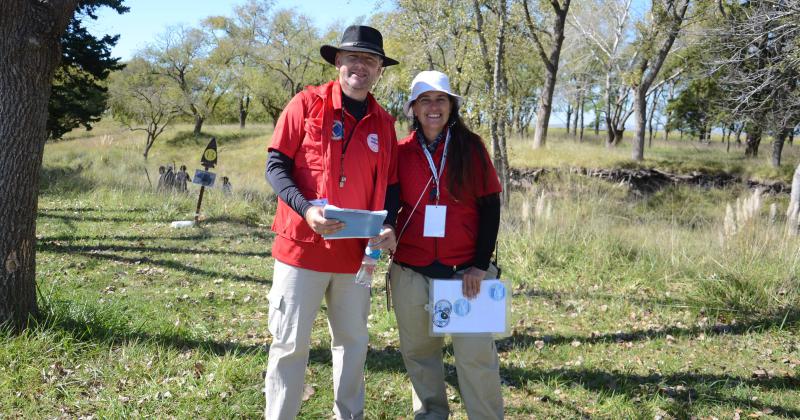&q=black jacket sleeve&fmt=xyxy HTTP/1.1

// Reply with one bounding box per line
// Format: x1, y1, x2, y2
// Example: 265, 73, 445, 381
265, 150, 313, 218
473, 192, 501, 271
383, 183, 400, 228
